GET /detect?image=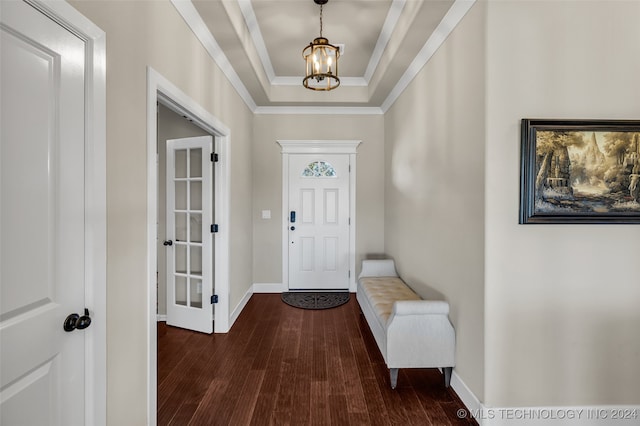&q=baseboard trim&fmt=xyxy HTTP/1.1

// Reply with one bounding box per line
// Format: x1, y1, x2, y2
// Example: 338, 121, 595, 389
474, 405, 640, 426
449, 372, 640, 426
253, 282, 286, 293
229, 286, 253, 329
450, 370, 482, 421
158, 288, 253, 331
